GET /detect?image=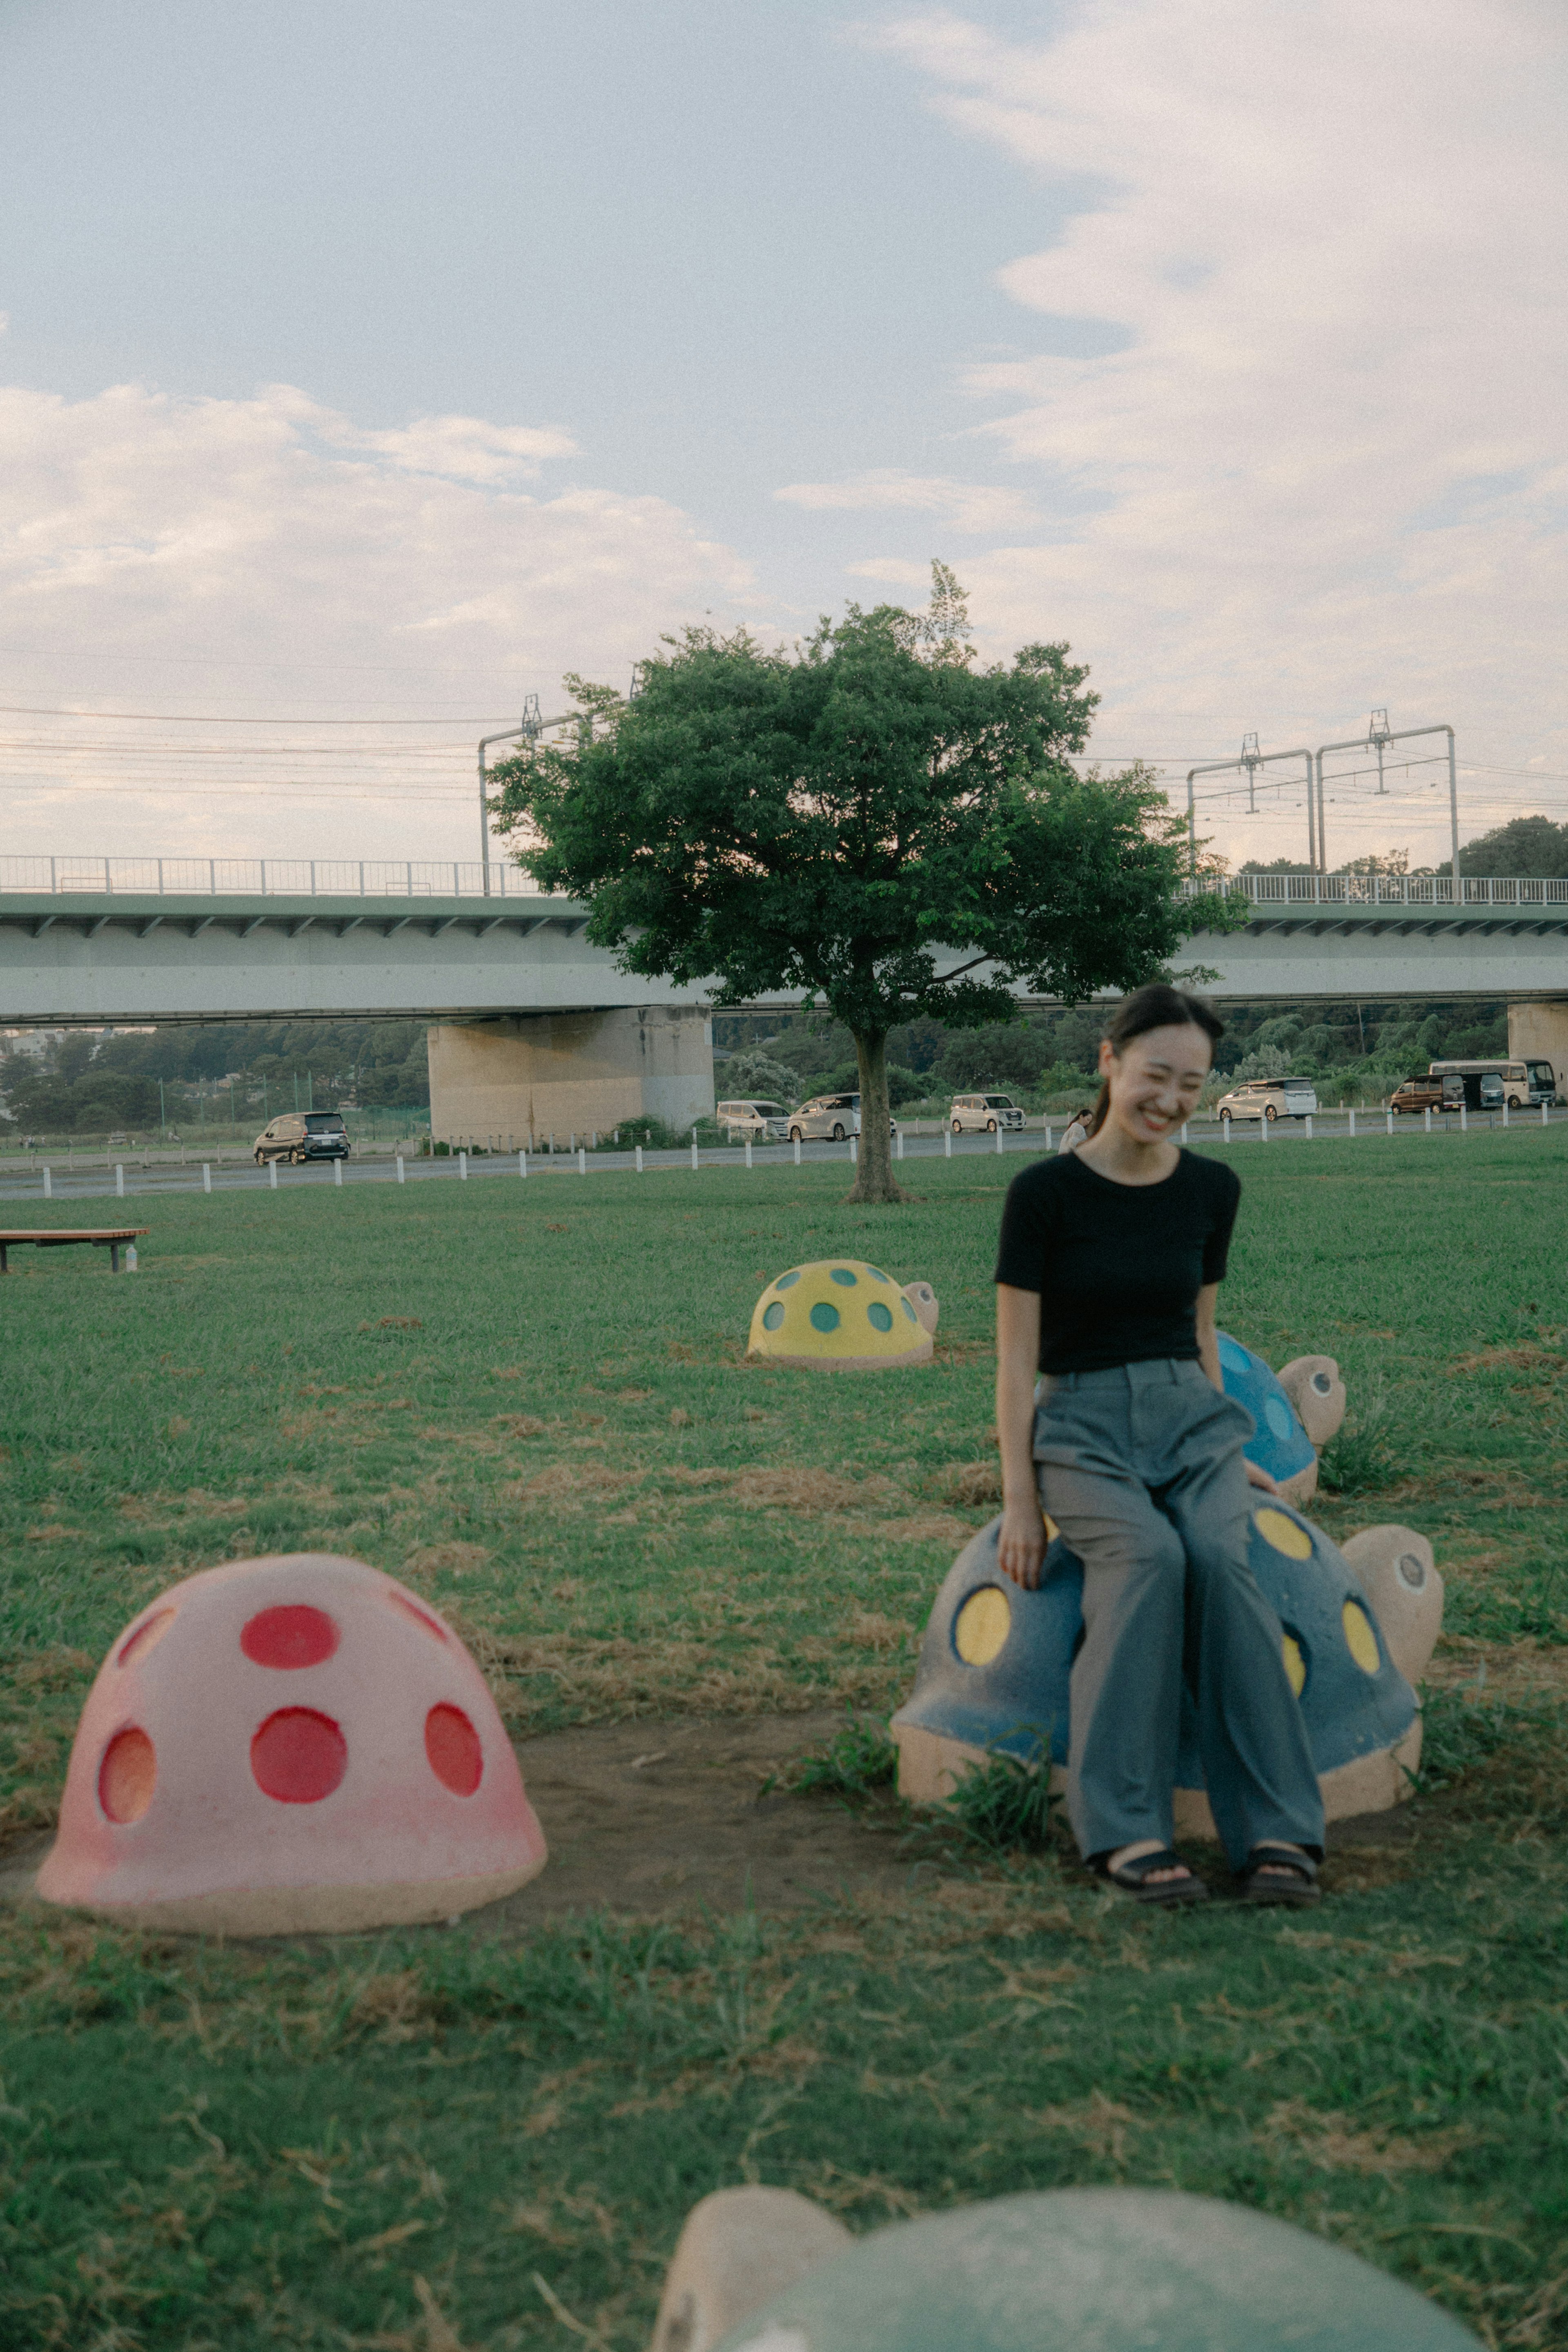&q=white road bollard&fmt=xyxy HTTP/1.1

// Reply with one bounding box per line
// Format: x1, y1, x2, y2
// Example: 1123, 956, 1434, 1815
42, 1166, 51, 1198
1460, 1104, 1468, 1132
1260, 1115, 1269, 1144
850, 1134, 858, 1164
793, 1138, 801, 1166
691, 1137, 699, 1170
1045, 1123, 1054, 1149
944, 1128, 952, 1158
1179, 1122, 1188, 1146
994, 1125, 1003, 1154
1386, 1108, 1394, 1135
1543, 1102, 1550, 1128
202, 1163, 212, 1193
115, 1164, 125, 1197
334, 1158, 343, 1186
1424, 1108, 1431, 1133
578, 1147, 587, 1175
518, 1150, 527, 1179
1305, 1115, 1313, 1140
895, 1129, 904, 1161
269, 1159, 278, 1190
396, 1155, 405, 1184
745, 1137, 753, 1168
1502, 1102, 1510, 1128
636, 1144, 644, 1173
1348, 1110, 1356, 1137
459, 1150, 468, 1179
